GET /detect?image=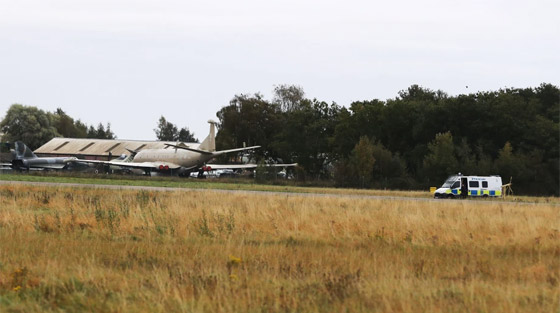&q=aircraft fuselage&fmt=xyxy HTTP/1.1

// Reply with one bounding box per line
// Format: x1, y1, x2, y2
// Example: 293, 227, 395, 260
12, 157, 77, 170
132, 149, 213, 169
